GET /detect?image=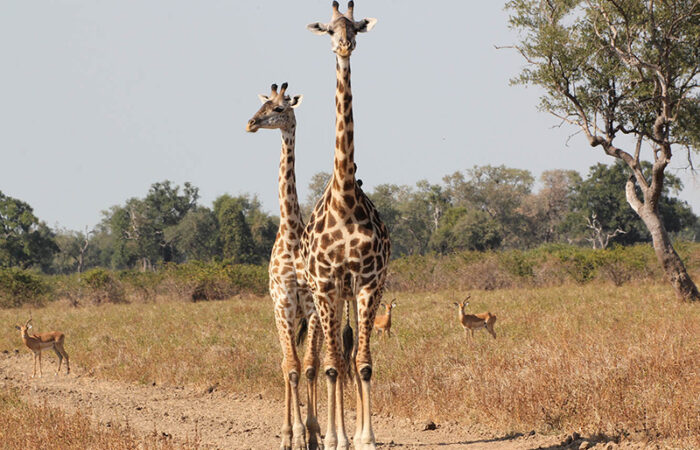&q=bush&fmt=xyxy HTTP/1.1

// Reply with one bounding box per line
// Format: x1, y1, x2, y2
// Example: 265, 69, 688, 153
0, 268, 51, 308
160, 261, 268, 302
0, 267, 51, 308
386, 243, 696, 292
81, 268, 126, 304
